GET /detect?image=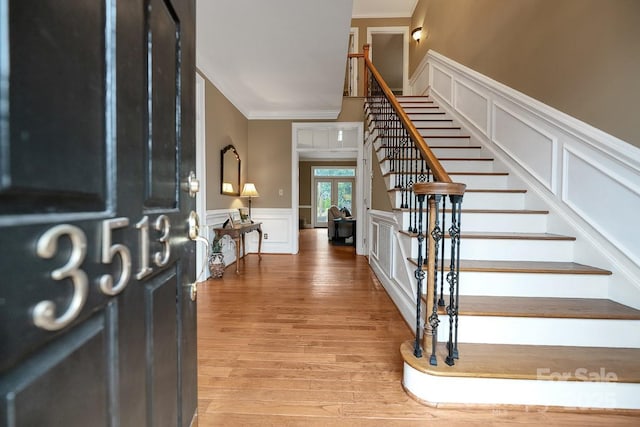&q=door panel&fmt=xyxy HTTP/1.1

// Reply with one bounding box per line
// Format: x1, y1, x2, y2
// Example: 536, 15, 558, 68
315, 180, 332, 227
2, 0, 106, 215
146, 0, 178, 209
0, 0, 197, 426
